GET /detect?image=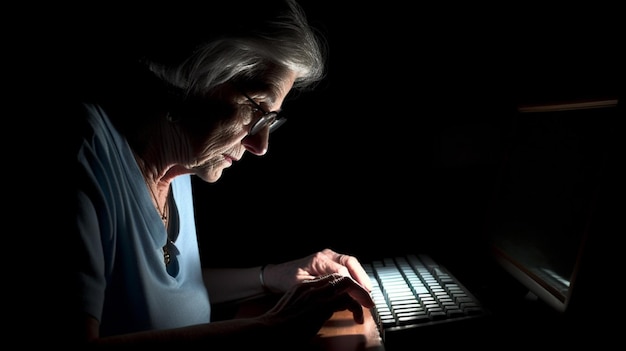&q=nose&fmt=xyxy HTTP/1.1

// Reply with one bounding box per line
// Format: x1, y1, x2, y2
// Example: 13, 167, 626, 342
242, 126, 270, 156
